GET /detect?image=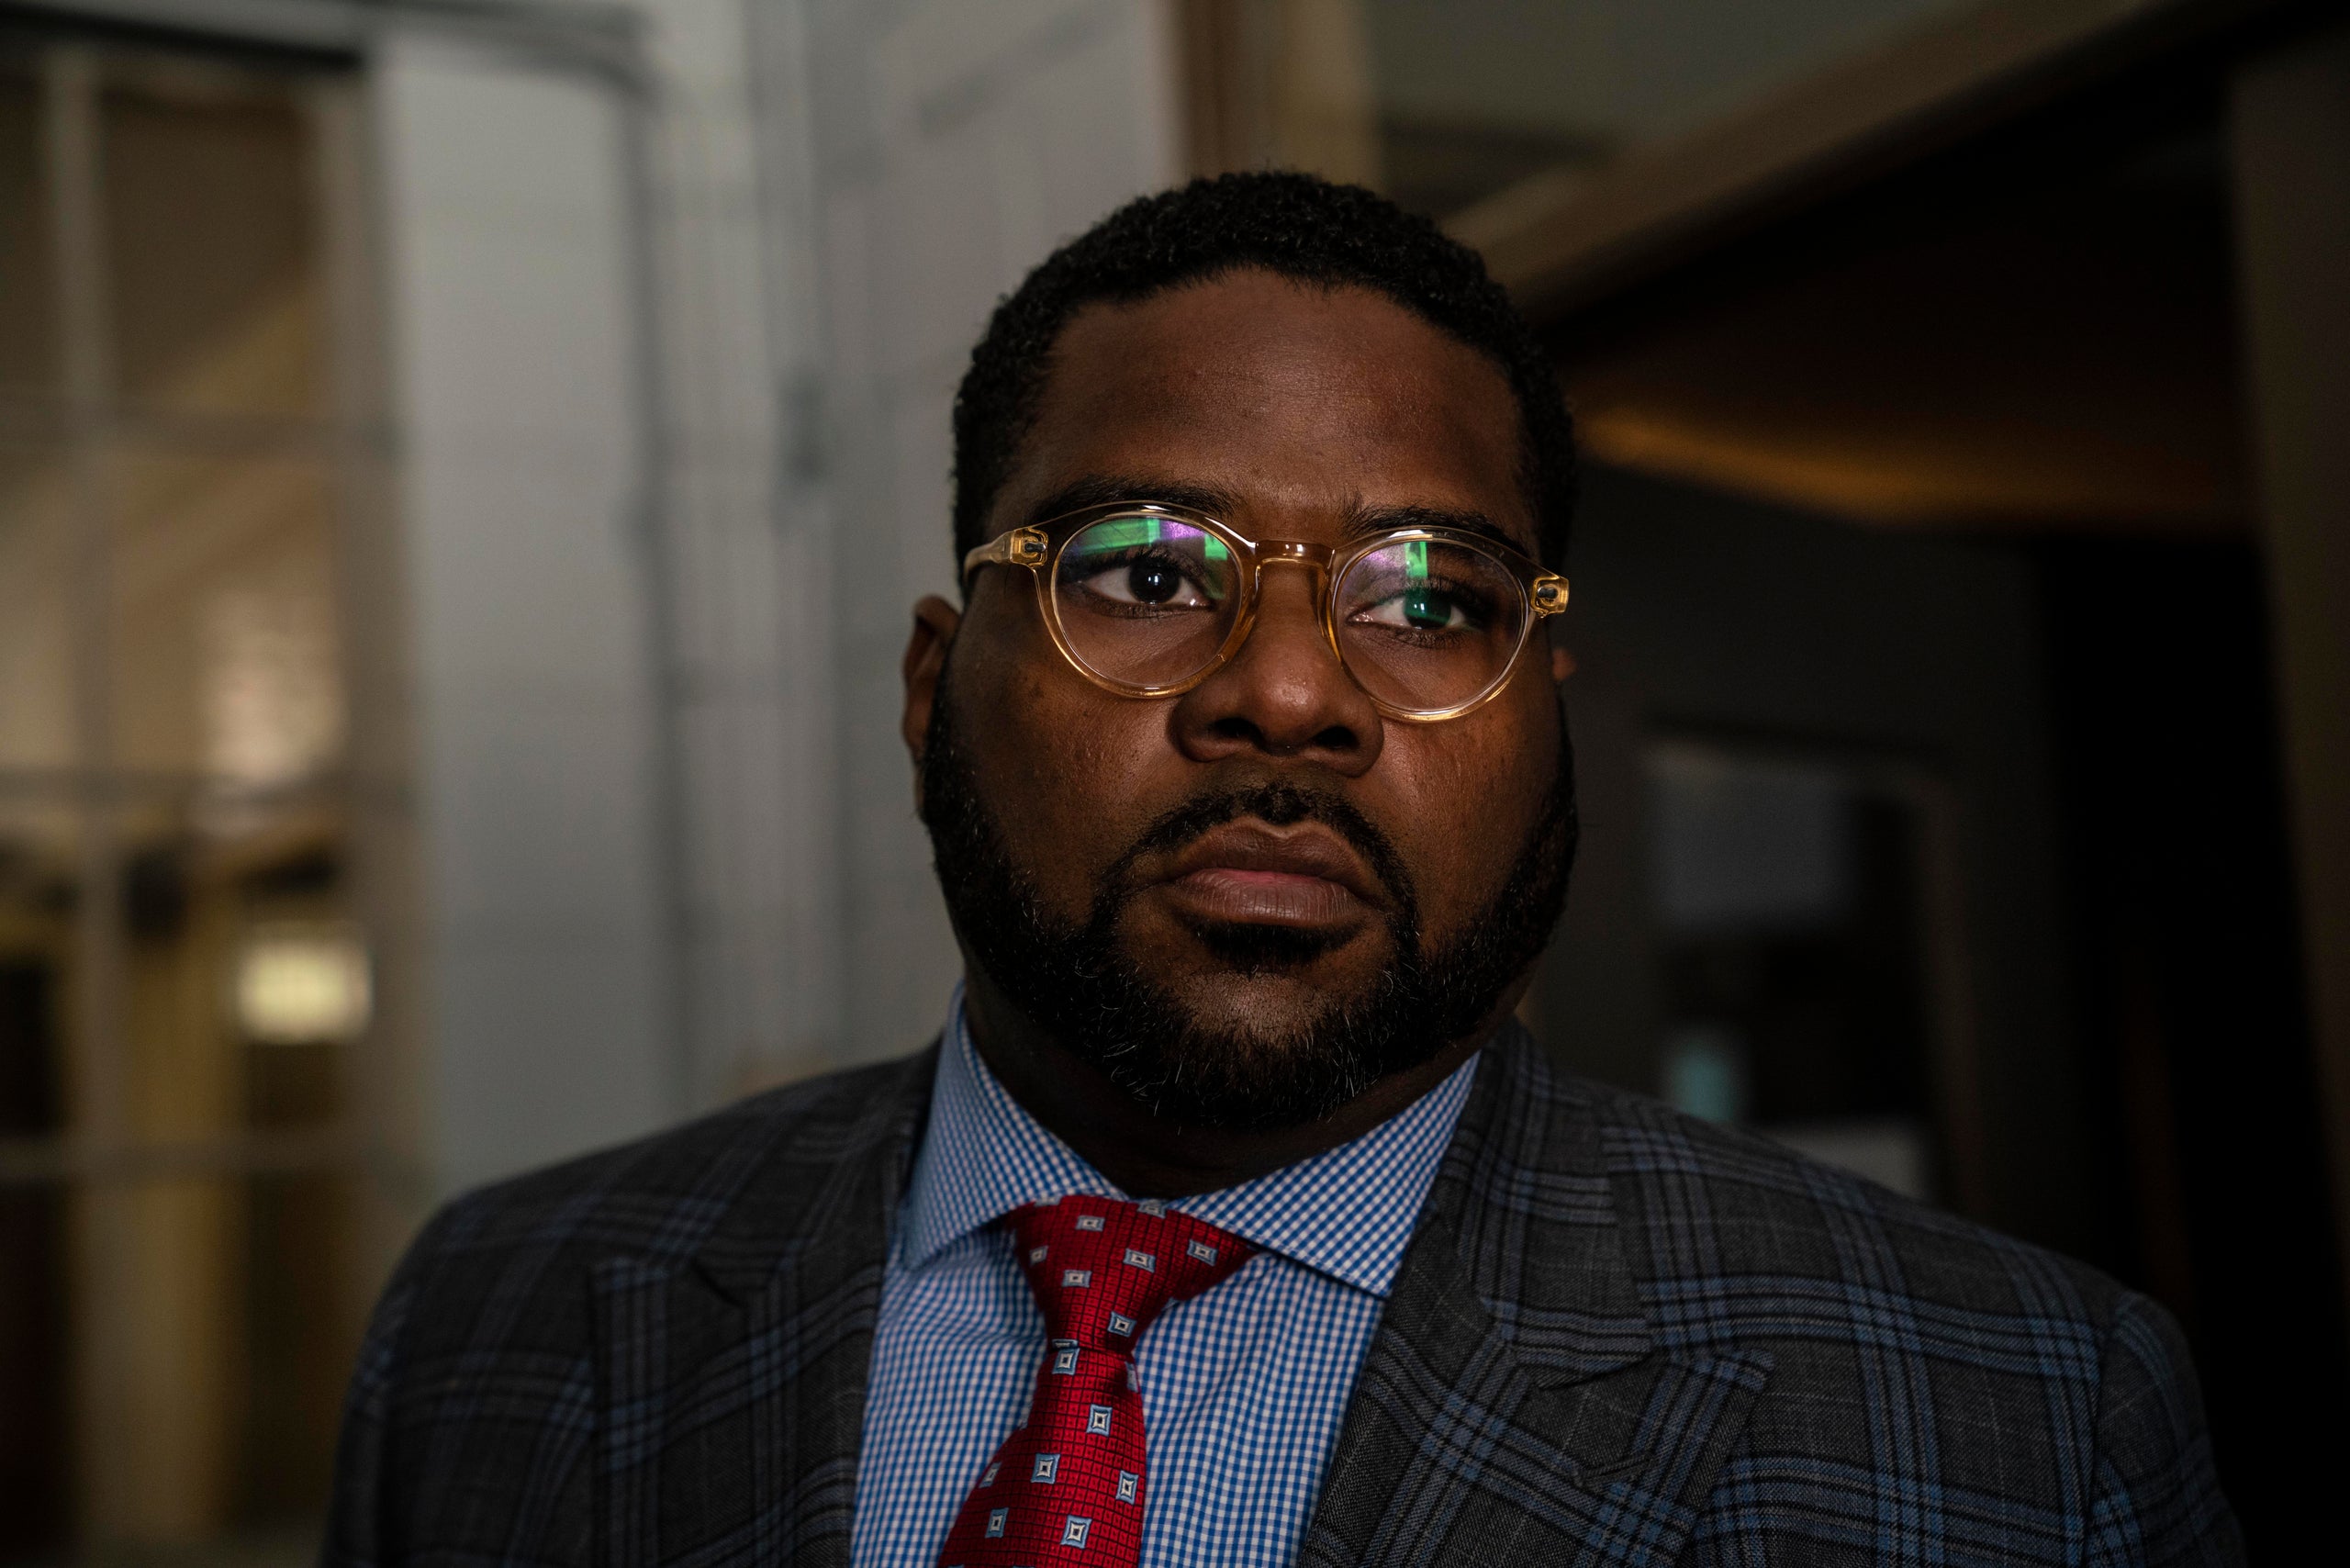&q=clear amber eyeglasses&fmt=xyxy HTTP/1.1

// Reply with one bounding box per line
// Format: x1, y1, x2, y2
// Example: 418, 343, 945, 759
962, 500, 1569, 722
